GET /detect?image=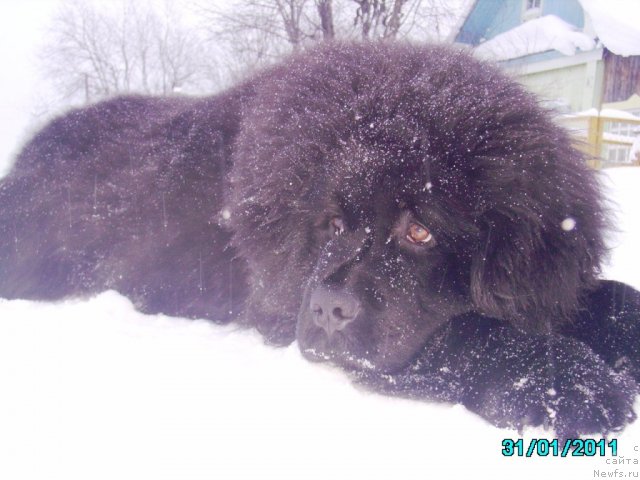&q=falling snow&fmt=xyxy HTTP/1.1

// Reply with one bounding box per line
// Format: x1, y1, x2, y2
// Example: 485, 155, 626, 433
561, 217, 576, 231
